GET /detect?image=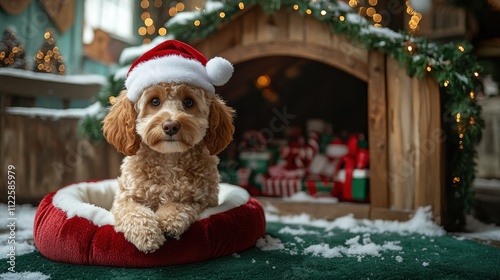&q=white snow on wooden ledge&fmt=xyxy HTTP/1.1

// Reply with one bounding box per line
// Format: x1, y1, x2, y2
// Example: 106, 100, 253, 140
6, 102, 104, 120
0, 68, 106, 85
